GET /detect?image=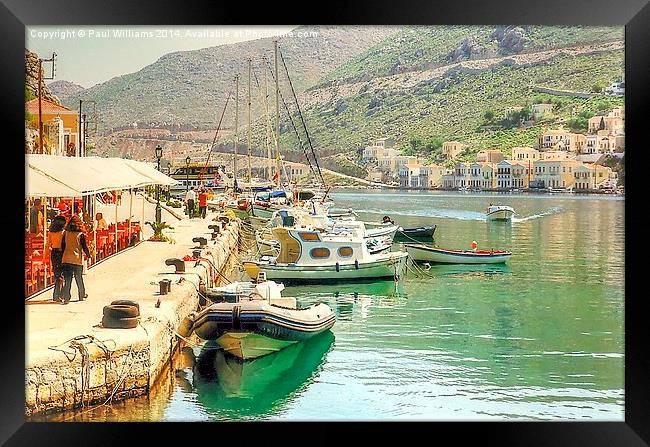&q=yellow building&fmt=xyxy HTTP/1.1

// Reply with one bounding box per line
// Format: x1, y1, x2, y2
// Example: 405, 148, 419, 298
442, 141, 466, 160
476, 149, 505, 163
26, 98, 83, 156
533, 159, 580, 189
538, 130, 586, 153
573, 164, 614, 190
512, 146, 541, 162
